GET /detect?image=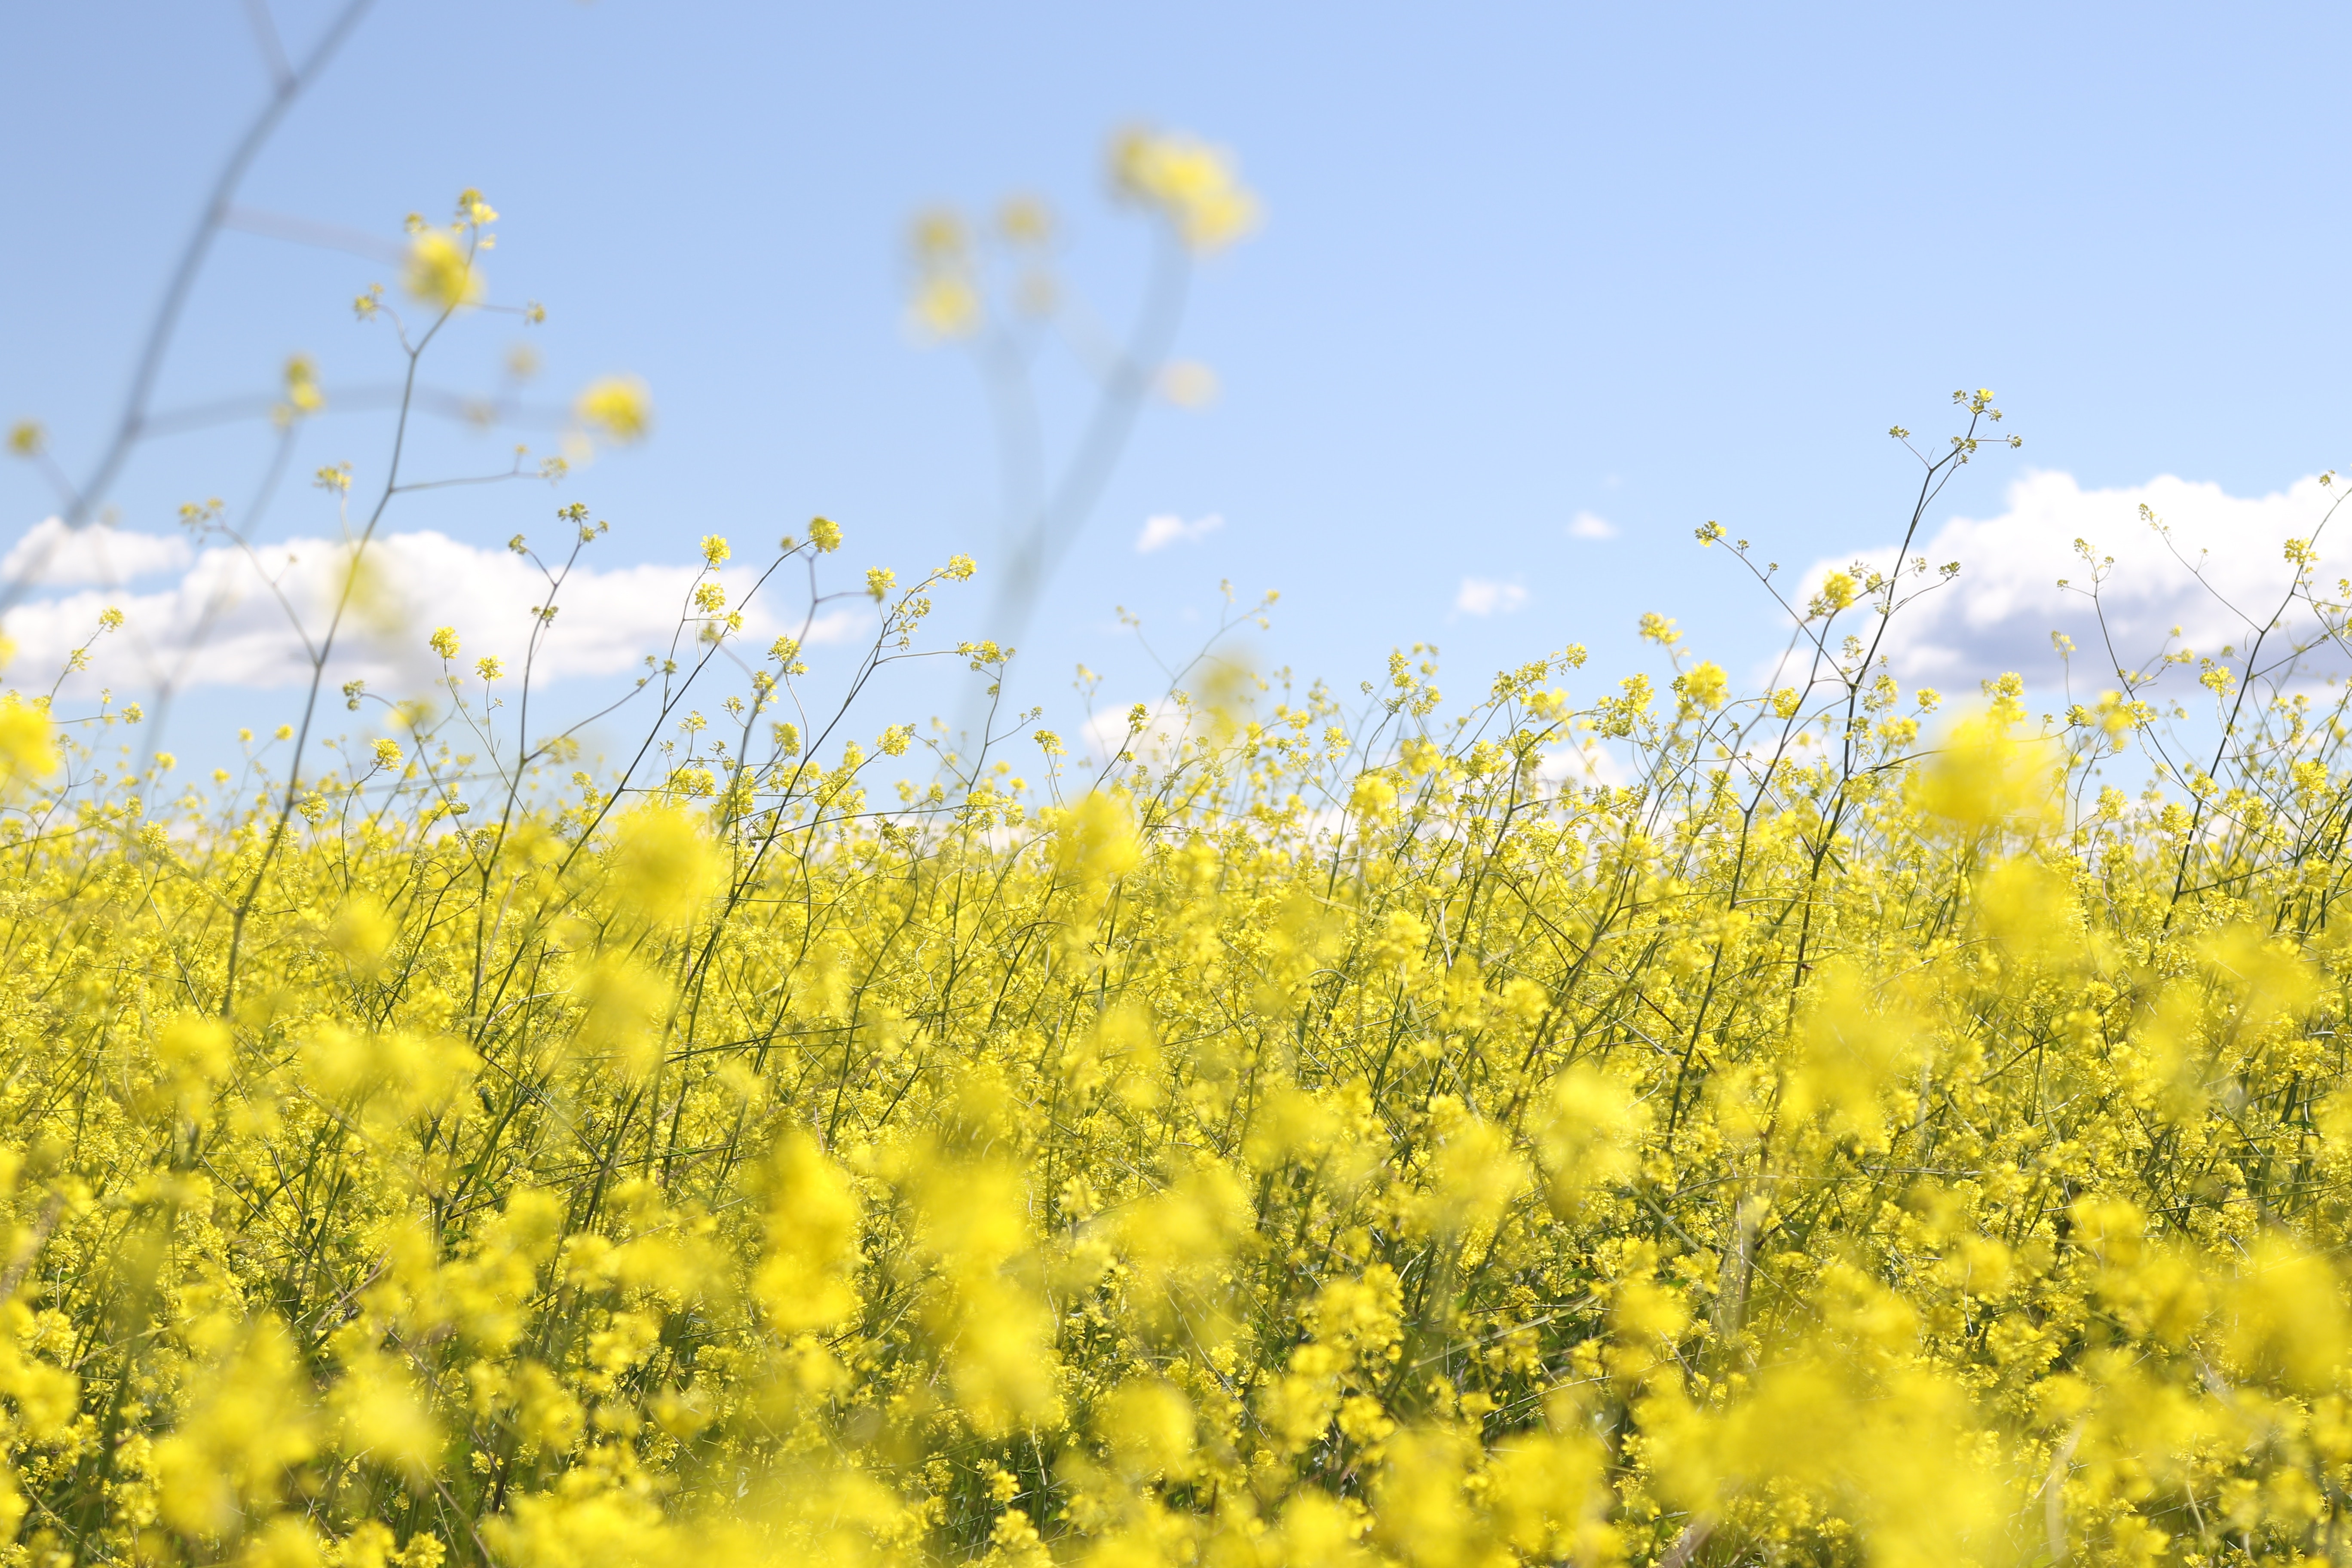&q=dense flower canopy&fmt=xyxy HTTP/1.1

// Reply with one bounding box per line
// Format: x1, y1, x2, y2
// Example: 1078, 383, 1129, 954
6, 471, 2352, 1568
